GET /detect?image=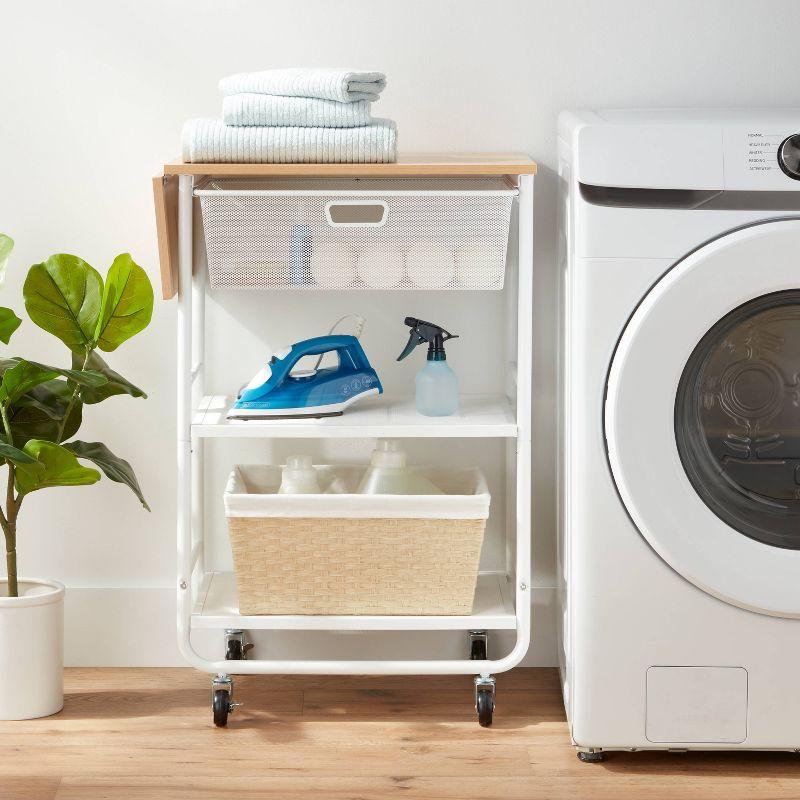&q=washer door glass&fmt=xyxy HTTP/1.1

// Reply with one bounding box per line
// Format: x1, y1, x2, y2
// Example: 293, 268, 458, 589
675, 291, 800, 549
605, 218, 800, 617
